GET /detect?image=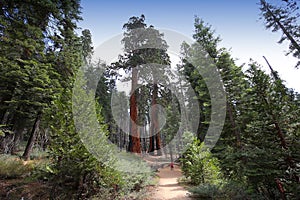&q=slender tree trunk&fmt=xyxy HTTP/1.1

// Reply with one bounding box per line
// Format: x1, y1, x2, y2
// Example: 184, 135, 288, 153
142, 121, 147, 153
119, 107, 126, 150
153, 83, 162, 155
148, 136, 155, 154
263, 56, 277, 78
129, 67, 141, 153
273, 119, 287, 149
262, 56, 288, 149
0, 86, 15, 123
261, 56, 298, 196
11, 126, 24, 155
179, 78, 190, 131
275, 179, 287, 200
148, 110, 155, 154
6, 106, 23, 154
169, 143, 174, 163
1, 111, 10, 125
149, 82, 162, 156
23, 112, 42, 160
1, 114, 14, 154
